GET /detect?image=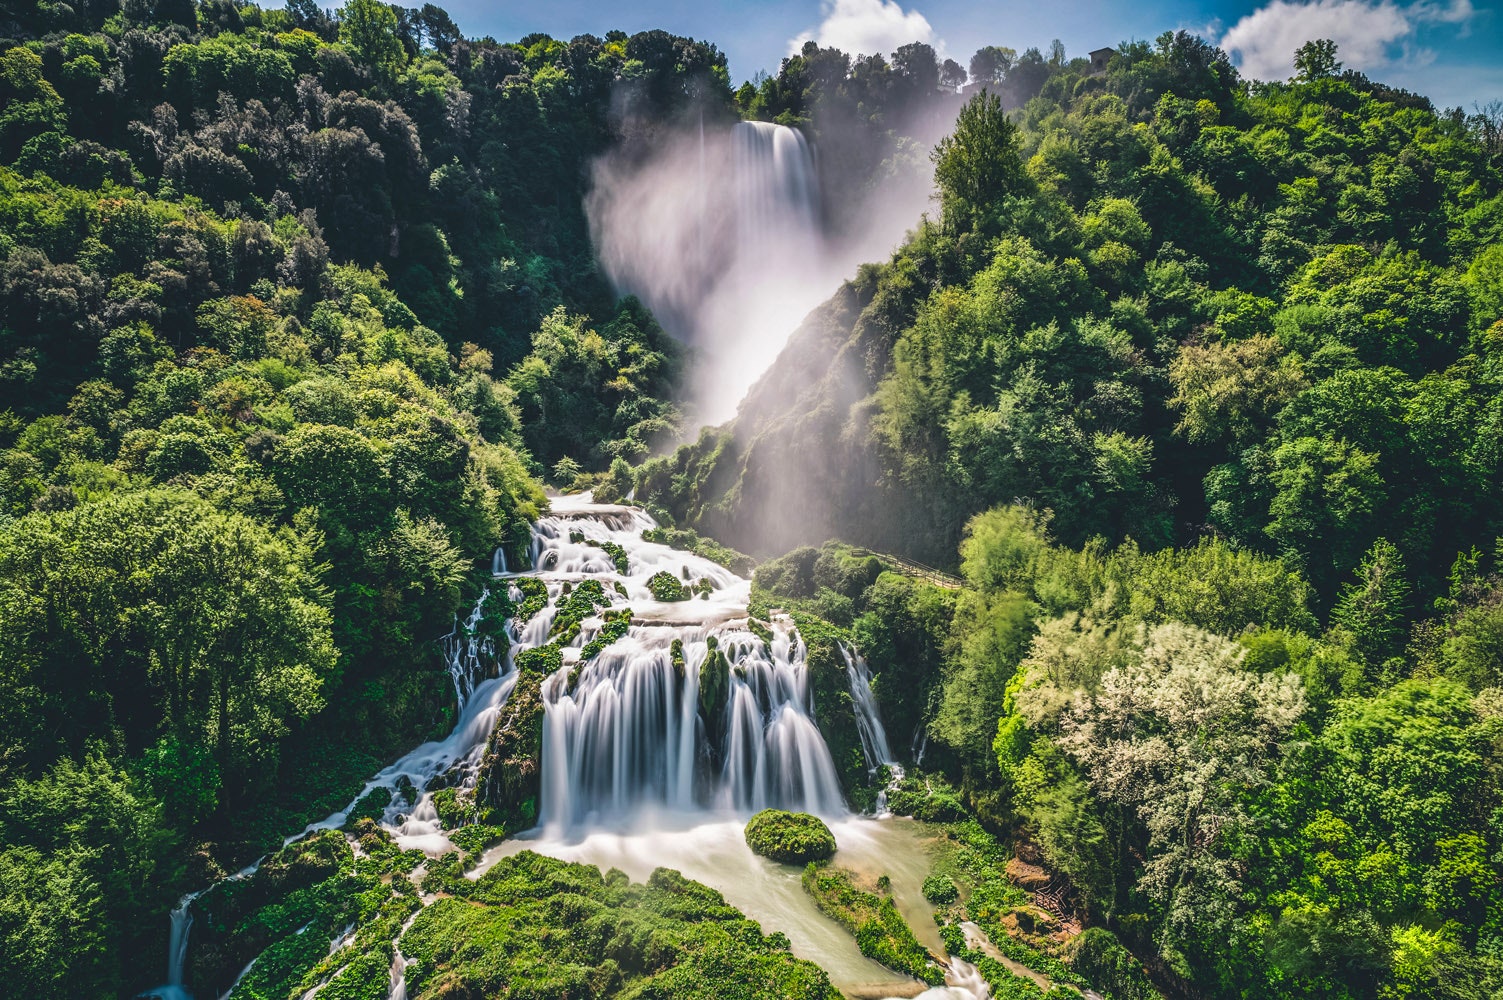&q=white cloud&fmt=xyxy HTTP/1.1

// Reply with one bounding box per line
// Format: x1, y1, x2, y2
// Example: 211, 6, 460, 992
1219, 0, 1476, 80
787, 0, 937, 59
